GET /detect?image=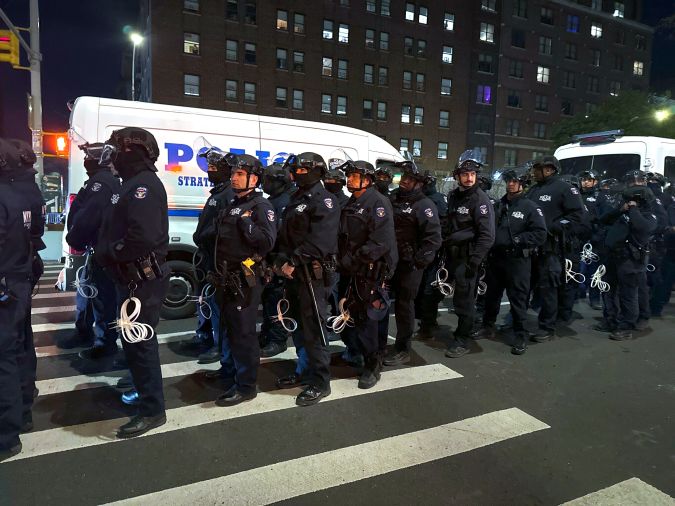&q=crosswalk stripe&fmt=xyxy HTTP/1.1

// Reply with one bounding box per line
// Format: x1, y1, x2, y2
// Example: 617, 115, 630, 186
106, 407, 548, 506
32, 322, 75, 333
35, 345, 328, 396
40, 275, 59, 281
32, 292, 74, 300
8, 364, 462, 463
560, 477, 675, 505
31, 305, 76, 314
